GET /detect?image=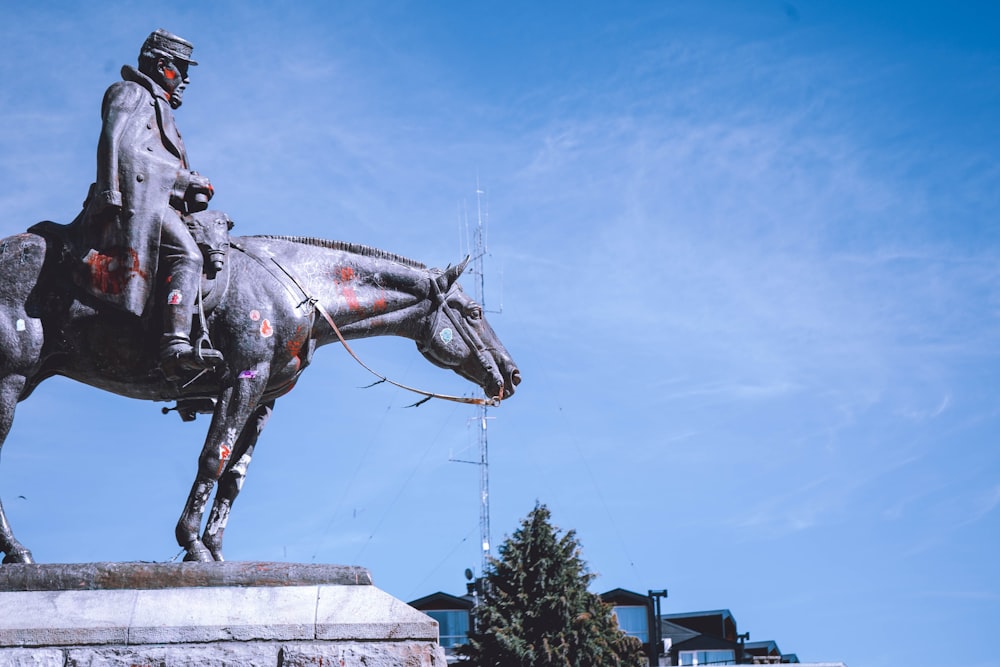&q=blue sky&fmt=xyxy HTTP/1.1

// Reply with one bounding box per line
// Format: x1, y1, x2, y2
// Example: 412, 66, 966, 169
1, 2, 998, 665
